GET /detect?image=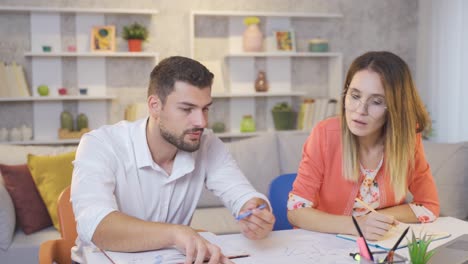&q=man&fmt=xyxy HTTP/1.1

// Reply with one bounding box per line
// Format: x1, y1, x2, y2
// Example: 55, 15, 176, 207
71, 56, 275, 264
